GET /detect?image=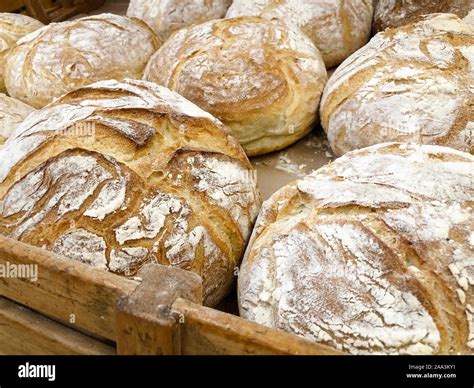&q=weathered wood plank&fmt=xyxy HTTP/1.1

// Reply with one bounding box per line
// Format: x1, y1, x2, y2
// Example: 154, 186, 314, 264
173, 299, 344, 355
116, 264, 202, 355
0, 235, 139, 341
0, 297, 115, 355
